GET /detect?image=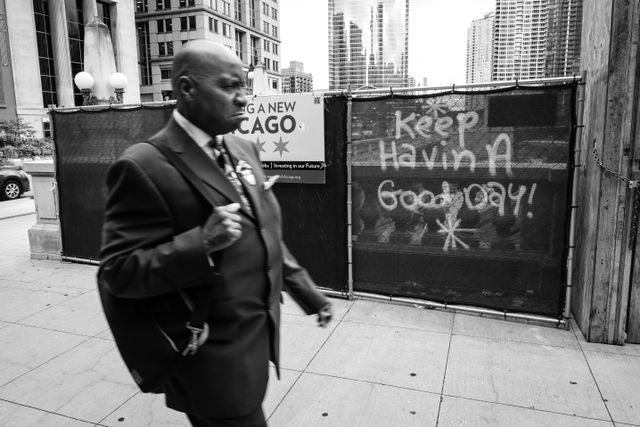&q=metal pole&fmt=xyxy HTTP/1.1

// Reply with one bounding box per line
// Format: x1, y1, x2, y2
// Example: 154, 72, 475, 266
319, 289, 566, 327
61, 255, 100, 265
564, 71, 587, 330
318, 75, 582, 98
345, 91, 354, 300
